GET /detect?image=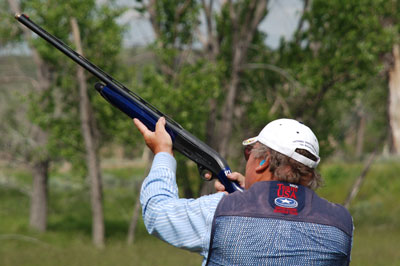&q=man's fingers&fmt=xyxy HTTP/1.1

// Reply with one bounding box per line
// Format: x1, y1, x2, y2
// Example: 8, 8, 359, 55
214, 180, 227, 193
133, 118, 150, 136
215, 181, 225, 191
204, 173, 212, 180
133, 117, 173, 155
227, 172, 245, 187
155, 117, 166, 132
